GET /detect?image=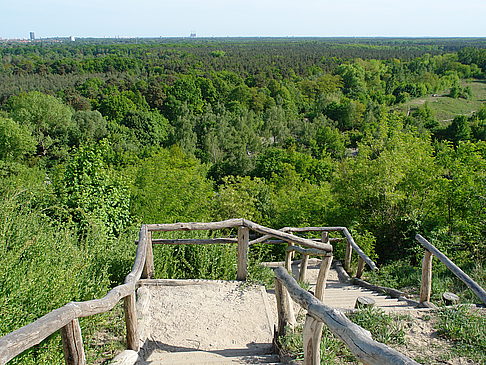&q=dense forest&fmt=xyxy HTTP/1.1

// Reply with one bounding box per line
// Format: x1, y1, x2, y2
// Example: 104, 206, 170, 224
0, 37, 485, 363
